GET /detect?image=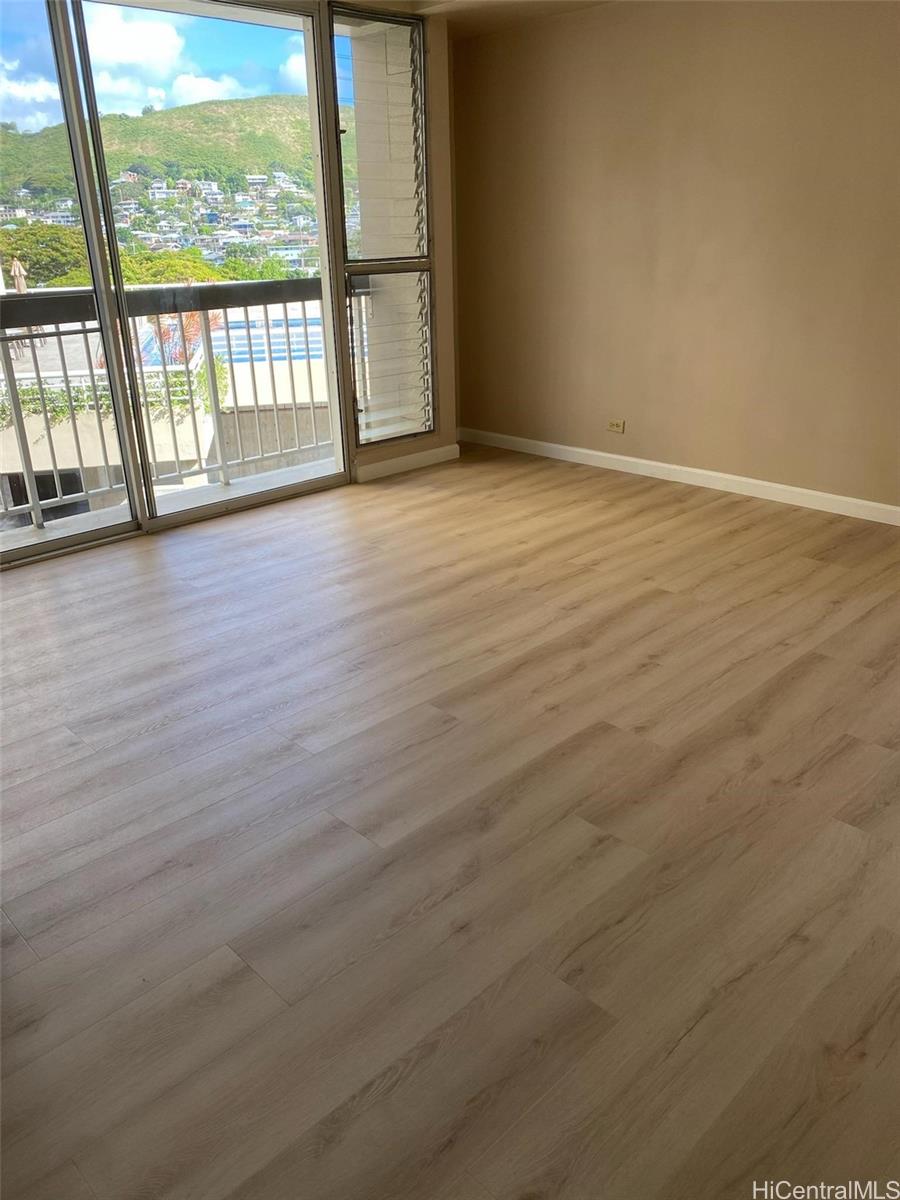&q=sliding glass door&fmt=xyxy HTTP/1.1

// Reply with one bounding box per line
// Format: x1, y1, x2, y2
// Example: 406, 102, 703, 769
76, 0, 347, 518
0, 1, 140, 554
1, 0, 350, 557
1, 0, 435, 562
